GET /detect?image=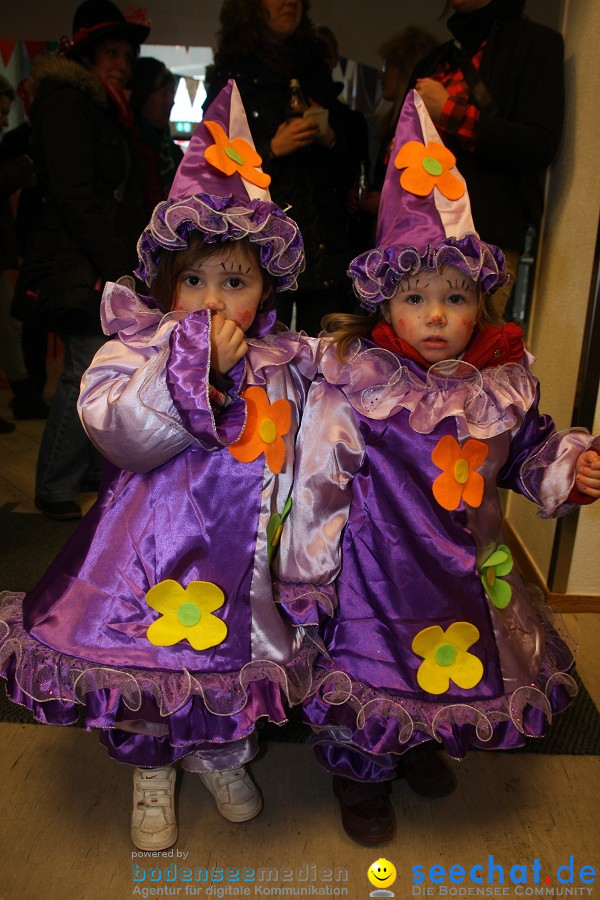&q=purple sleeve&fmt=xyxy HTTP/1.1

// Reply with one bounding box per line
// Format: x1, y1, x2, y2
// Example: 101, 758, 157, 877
498, 384, 600, 518
272, 376, 364, 626
79, 337, 193, 473
165, 310, 247, 449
